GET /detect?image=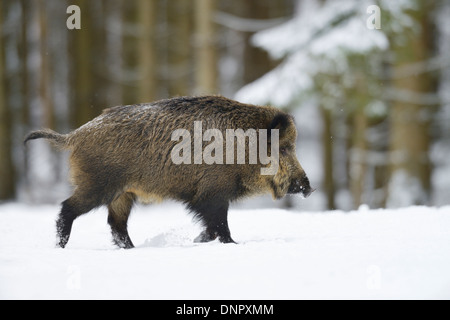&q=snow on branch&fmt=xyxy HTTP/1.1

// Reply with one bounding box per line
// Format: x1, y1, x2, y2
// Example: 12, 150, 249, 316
235, 0, 389, 108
